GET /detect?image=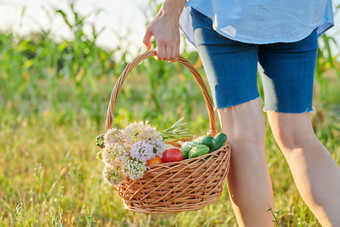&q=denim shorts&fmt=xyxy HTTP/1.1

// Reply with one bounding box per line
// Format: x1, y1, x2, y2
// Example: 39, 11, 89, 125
191, 8, 318, 113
